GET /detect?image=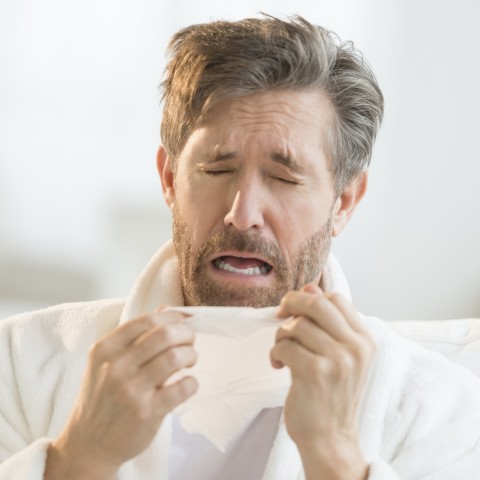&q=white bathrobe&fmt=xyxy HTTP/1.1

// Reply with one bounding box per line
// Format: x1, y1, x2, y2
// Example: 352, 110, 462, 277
1, 240, 480, 479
